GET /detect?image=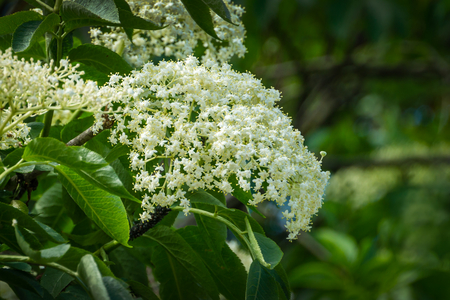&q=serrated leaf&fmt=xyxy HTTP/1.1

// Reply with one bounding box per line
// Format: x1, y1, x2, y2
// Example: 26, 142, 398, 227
41, 267, 74, 298
109, 246, 148, 285
2, 148, 25, 167
23, 137, 108, 171
67, 230, 110, 247
0, 11, 42, 35
27, 122, 44, 139
178, 226, 247, 300
77, 255, 110, 300
201, 0, 233, 23
187, 189, 226, 207
127, 280, 159, 300
0, 269, 45, 297
105, 144, 130, 164
58, 246, 114, 277
61, 186, 86, 224
61, 0, 120, 25
33, 183, 73, 233
14, 224, 70, 263
254, 232, 283, 269
55, 165, 130, 246
117, 8, 163, 30
12, 13, 60, 53
103, 276, 134, 300
75, 164, 140, 203
143, 225, 219, 300
180, 0, 220, 39
0, 202, 64, 244
68, 44, 132, 75
76, 62, 110, 86
246, 261, 279, 300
